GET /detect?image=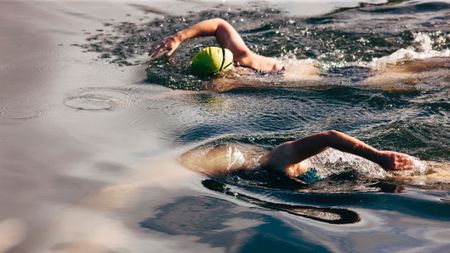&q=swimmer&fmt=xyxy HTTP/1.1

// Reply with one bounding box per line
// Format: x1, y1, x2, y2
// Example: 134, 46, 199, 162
149, 18, 284, 73
148, 18, 450, 91
183, 130, 414, 183
148, 18, 320, 90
